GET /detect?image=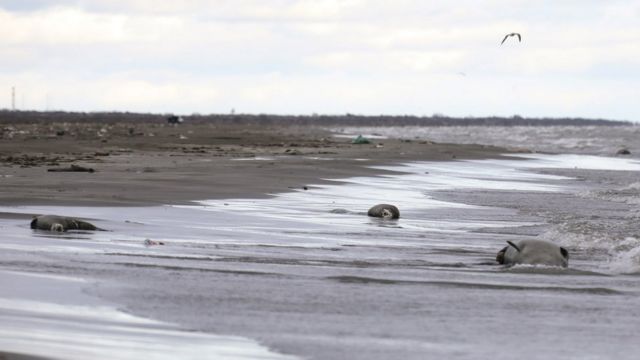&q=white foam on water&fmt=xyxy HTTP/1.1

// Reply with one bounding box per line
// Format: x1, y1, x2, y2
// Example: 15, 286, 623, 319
604, 237, 640, 274
0, 271, 296, 360
511, 153, 640, 171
